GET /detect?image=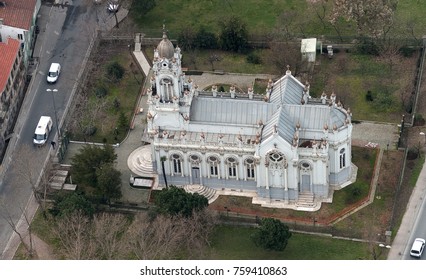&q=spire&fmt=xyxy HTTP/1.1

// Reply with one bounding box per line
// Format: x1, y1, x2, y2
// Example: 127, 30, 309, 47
162, 23, 167, 39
